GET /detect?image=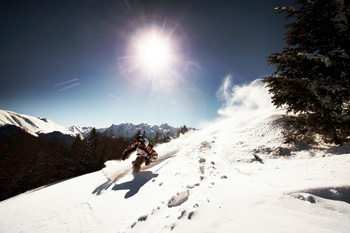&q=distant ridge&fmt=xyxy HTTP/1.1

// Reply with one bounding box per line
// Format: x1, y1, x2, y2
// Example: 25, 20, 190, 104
0, 110, 76, 136
0, 110, 193, 139
104, 123, 194, 140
